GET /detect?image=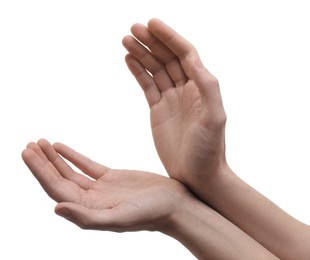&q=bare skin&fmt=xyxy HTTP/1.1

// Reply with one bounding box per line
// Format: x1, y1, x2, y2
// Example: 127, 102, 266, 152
21, 18, 309, 259
122, 20, 226, 184
22, 139, 277, 259
123, 18, 310, 259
